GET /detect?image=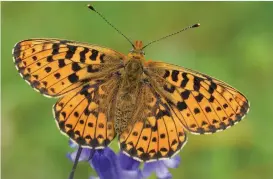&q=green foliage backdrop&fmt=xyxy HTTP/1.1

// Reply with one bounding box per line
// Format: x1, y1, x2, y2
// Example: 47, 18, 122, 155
2, 2, 273, 179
